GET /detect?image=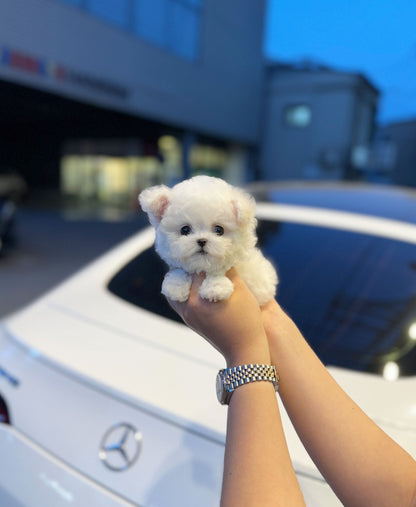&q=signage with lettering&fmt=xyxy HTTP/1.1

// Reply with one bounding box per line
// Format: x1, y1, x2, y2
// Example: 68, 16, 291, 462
1, 47, 129, 100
